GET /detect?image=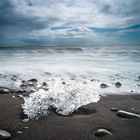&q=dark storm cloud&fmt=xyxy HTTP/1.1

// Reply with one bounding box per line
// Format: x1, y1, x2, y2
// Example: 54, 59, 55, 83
0, 0, 58, 39
0, 0, 140, 45
99, 0, 140, 18
100, 3, 111, 14
0, 0, 45, 29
